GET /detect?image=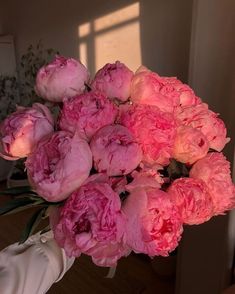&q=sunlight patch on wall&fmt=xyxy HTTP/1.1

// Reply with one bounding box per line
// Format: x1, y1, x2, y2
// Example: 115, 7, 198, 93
78, 2, 141, 75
